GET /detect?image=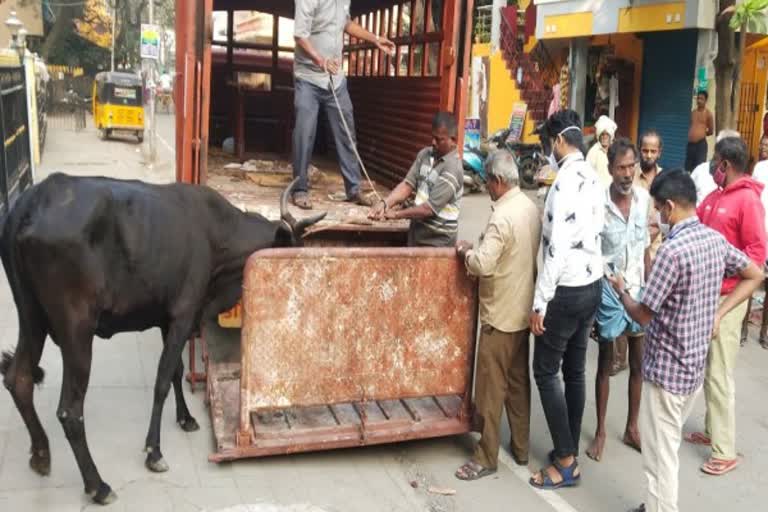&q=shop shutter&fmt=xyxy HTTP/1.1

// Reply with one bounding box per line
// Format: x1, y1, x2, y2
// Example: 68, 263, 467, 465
638, 30, 698, 170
